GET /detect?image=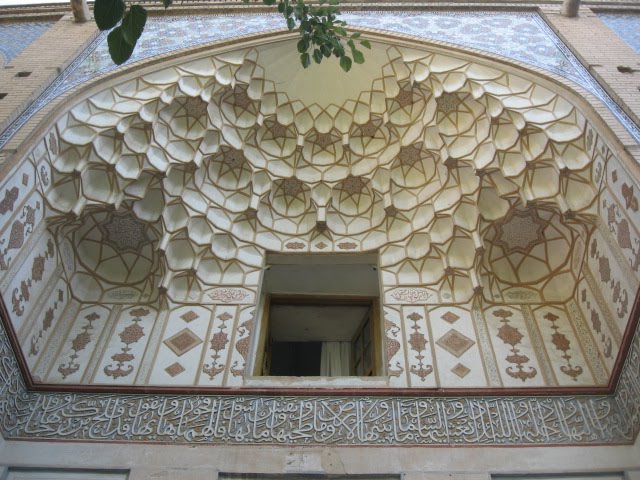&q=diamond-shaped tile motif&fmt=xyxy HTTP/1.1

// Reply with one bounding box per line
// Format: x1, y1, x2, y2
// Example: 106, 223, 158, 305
180, 310, 199, 323
164, 328, 203, 356
441, 311, 460, 324
451, 363, 471, 378
165, 362, 186, 377
436, 329, 475, 358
